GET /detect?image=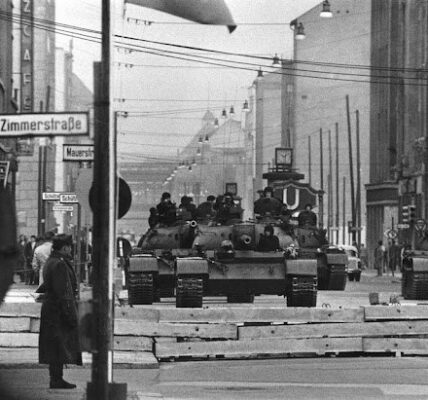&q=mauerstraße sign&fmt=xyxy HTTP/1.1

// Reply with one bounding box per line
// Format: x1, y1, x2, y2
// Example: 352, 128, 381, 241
0, 112, 89, 137
63, 144, 94, 161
